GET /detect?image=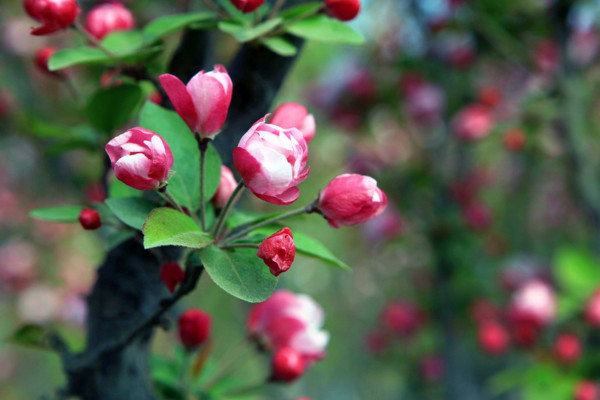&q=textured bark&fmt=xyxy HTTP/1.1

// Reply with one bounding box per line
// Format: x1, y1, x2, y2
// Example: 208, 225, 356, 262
60, 5, 308, 398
